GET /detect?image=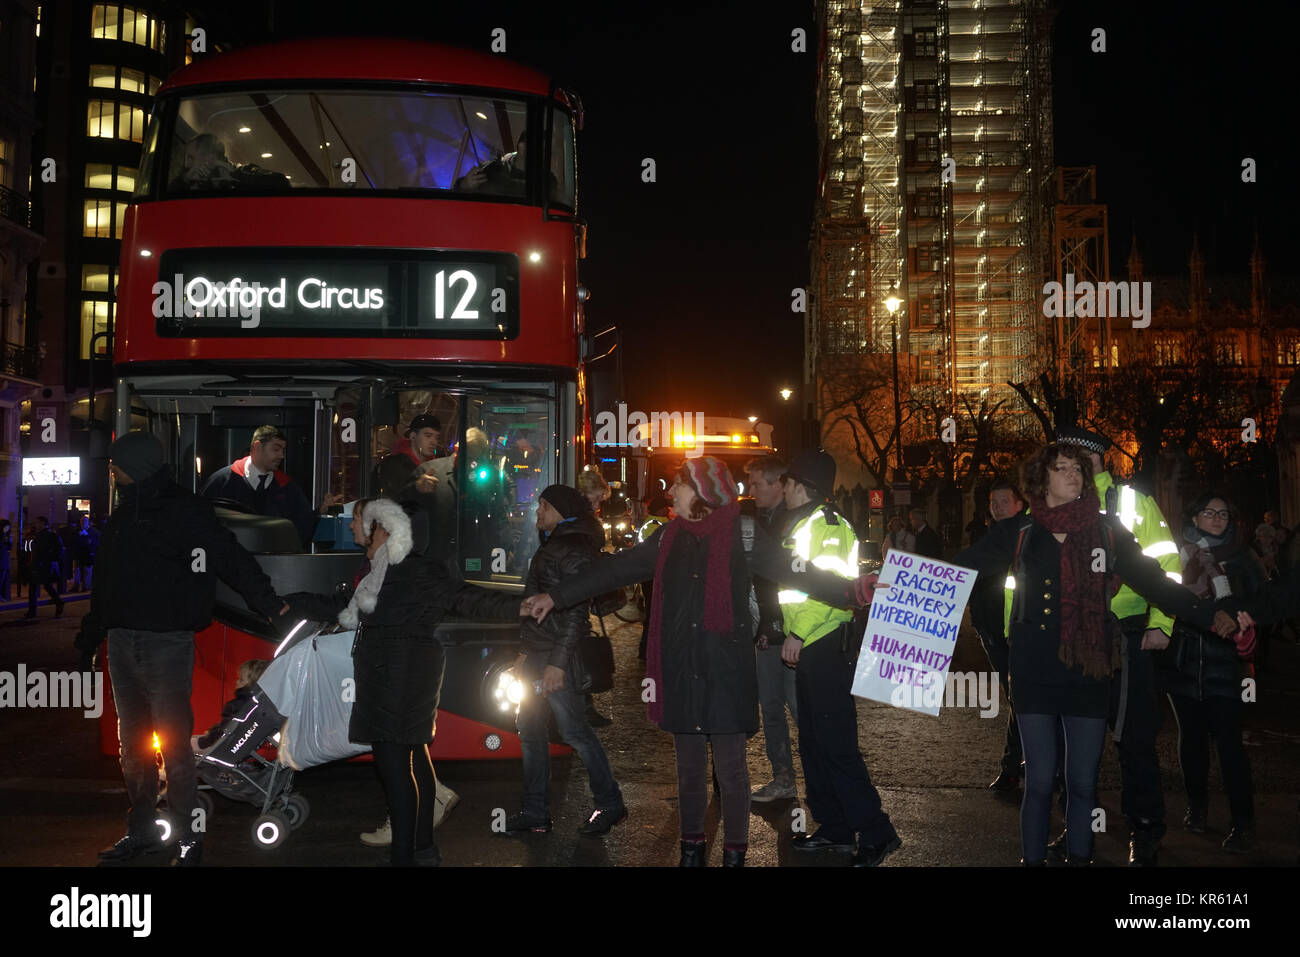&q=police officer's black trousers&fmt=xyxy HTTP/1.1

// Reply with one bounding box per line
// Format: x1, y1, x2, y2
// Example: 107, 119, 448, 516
1107, 616, 1165, 831
795, 627, 895, 846
976, 626, 1022, 775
